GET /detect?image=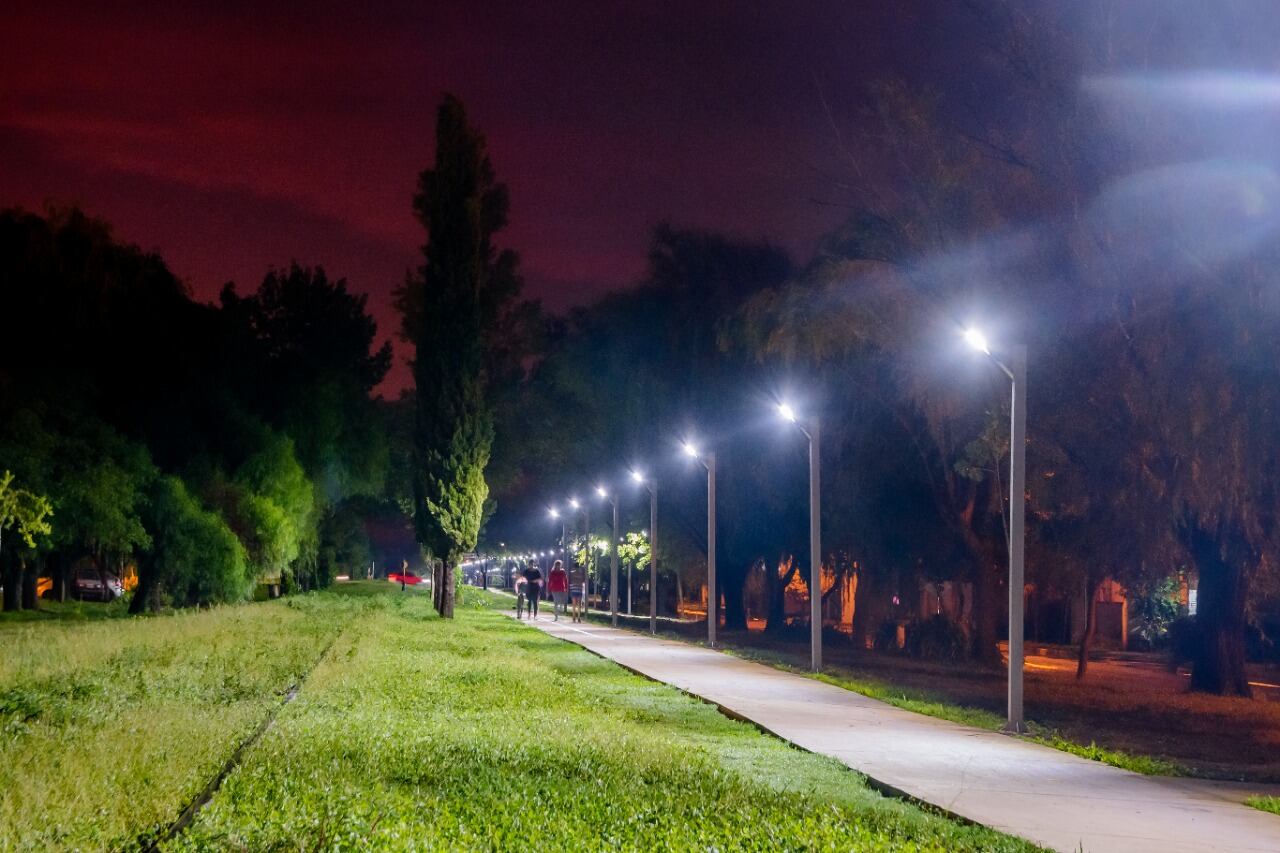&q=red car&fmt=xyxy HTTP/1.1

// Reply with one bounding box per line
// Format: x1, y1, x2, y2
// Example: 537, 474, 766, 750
388, 571, 426, 586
